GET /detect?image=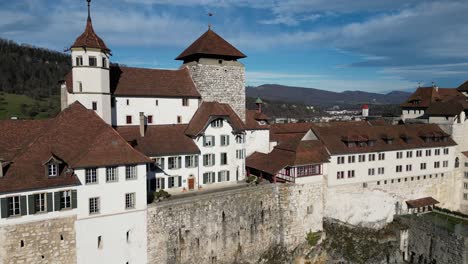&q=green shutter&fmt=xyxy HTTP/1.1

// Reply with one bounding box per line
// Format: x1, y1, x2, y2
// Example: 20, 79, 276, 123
203, 173, 207, 184
54, 192, 61, 211
71, 190, 78, 209
203, 136, 206, 146
212, 136, 215, 146
178, 157, 182, 169
28, 195, 36, 215
212, 155, 215, 166
227, 136, 230, 145
47, 193, 53, 212
20, 196, 27, 216
195, 156, 199, 167
178, 176, 182, 187
218, 172, 221, 182
0, 198, 8, 218
227, 171, 230, 181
